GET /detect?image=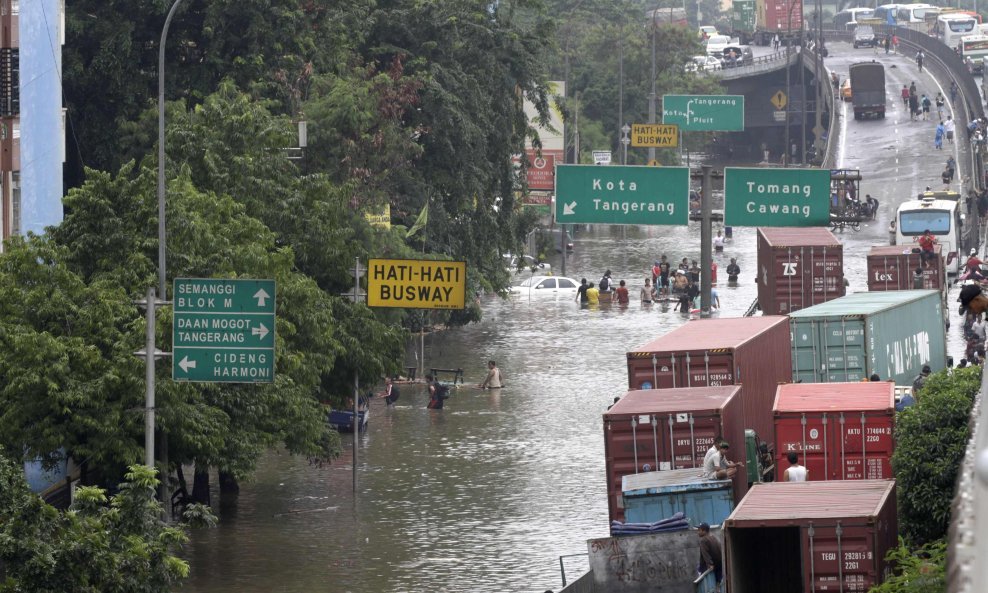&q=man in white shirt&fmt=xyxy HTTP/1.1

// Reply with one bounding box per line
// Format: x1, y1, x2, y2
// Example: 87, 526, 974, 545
782, 452, 808, 482
945, 116, 956, 144
703, 442, 741, 480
